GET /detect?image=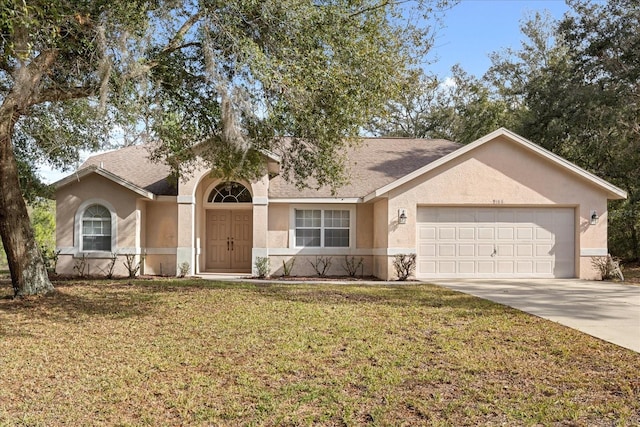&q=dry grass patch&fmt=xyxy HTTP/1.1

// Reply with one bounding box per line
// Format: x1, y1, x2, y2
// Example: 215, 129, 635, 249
0, 279, 638, 426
